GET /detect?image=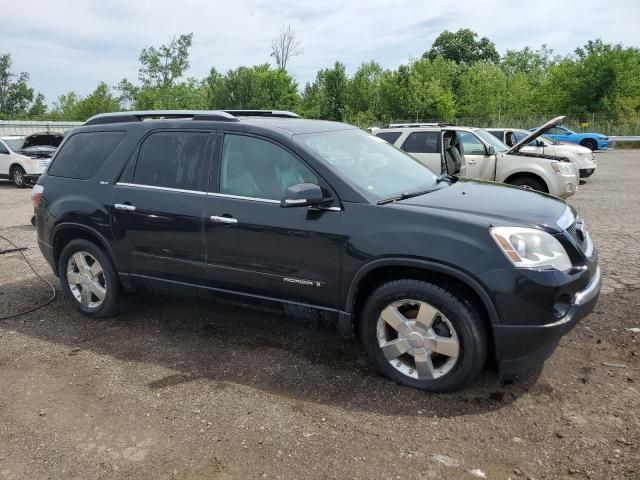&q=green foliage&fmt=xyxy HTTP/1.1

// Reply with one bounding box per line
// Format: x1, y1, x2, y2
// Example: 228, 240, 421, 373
301, 62, 349, 121
138, 33, 194, 88
424, 29, 499, 64
51, 82, 121, 120
0, 53, 44, 117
